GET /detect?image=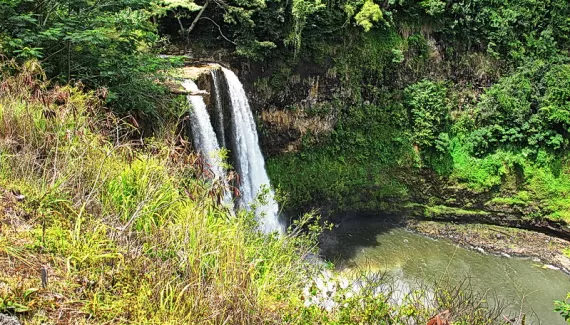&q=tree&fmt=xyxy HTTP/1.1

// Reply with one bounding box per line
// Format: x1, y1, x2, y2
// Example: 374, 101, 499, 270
285, 0, 325, 56
153, 0, 237, 47
0, 0, 174, 116
353, 0, 382, 32
154, 0, 279, 54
